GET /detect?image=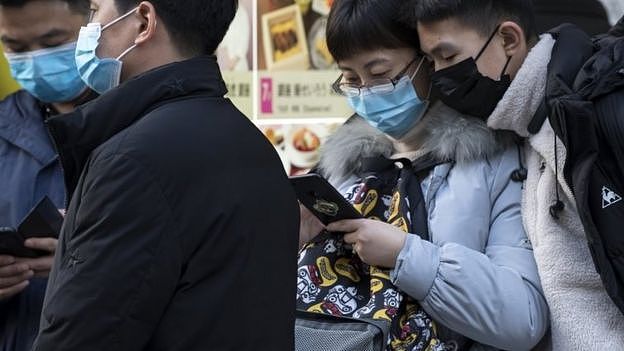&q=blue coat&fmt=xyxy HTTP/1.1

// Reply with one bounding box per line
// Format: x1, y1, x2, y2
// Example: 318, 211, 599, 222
0, 90, 65, 351
319, 104, 549, 350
